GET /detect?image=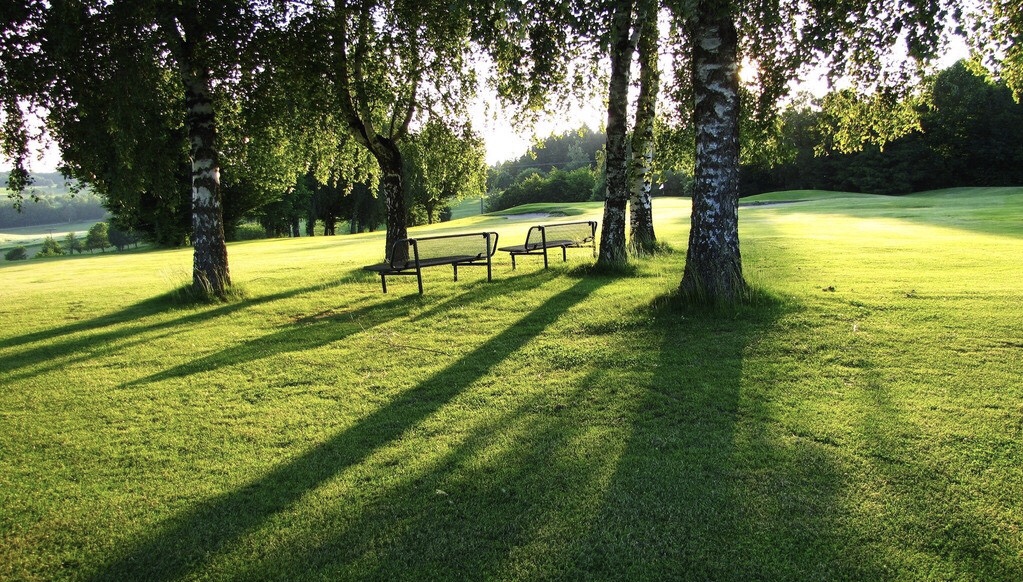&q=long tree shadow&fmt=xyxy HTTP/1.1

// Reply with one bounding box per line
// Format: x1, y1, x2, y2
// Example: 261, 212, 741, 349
568, 297, 872, 579
0, 281, 340, 379
87, 276, 609, 581
223, 366, 626, 580
144, 285, 867, 580
123, 269, 554, 387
